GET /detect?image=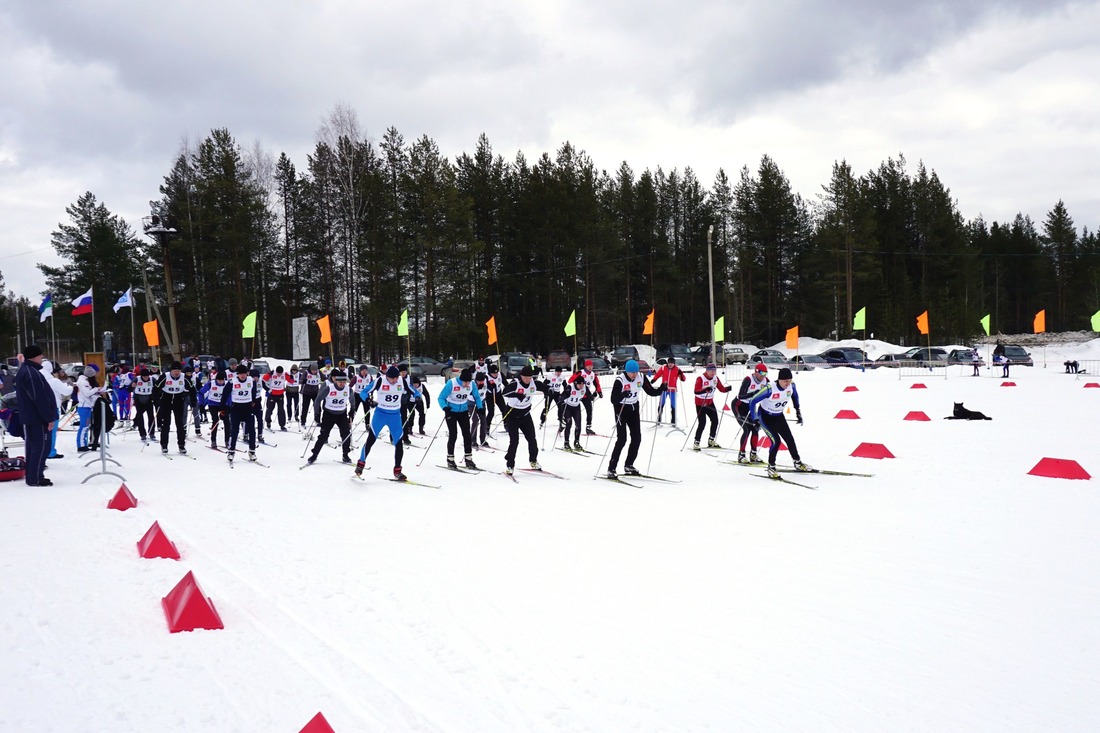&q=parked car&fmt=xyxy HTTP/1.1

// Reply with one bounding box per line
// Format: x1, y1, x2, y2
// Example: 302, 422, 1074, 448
63, 363, 85, 379
546, 349, 572, 372
748, 354, 789, 369
587, 356, 613, 375
397, 361, 426, 382
819, 348, 871, 368
722, 345, 749, 364
947, 349, 984, 366
407, 355, 450, 377
789, 354, 830, 371
874, 353, 906, 368
609, 344, 657, 369
655, 344, 698, 368
900, 347, 947, 365
1002, 344, 1033, 366
499, 352, 534, 379
750, 349, 786, 361
250, 359, 272, 375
